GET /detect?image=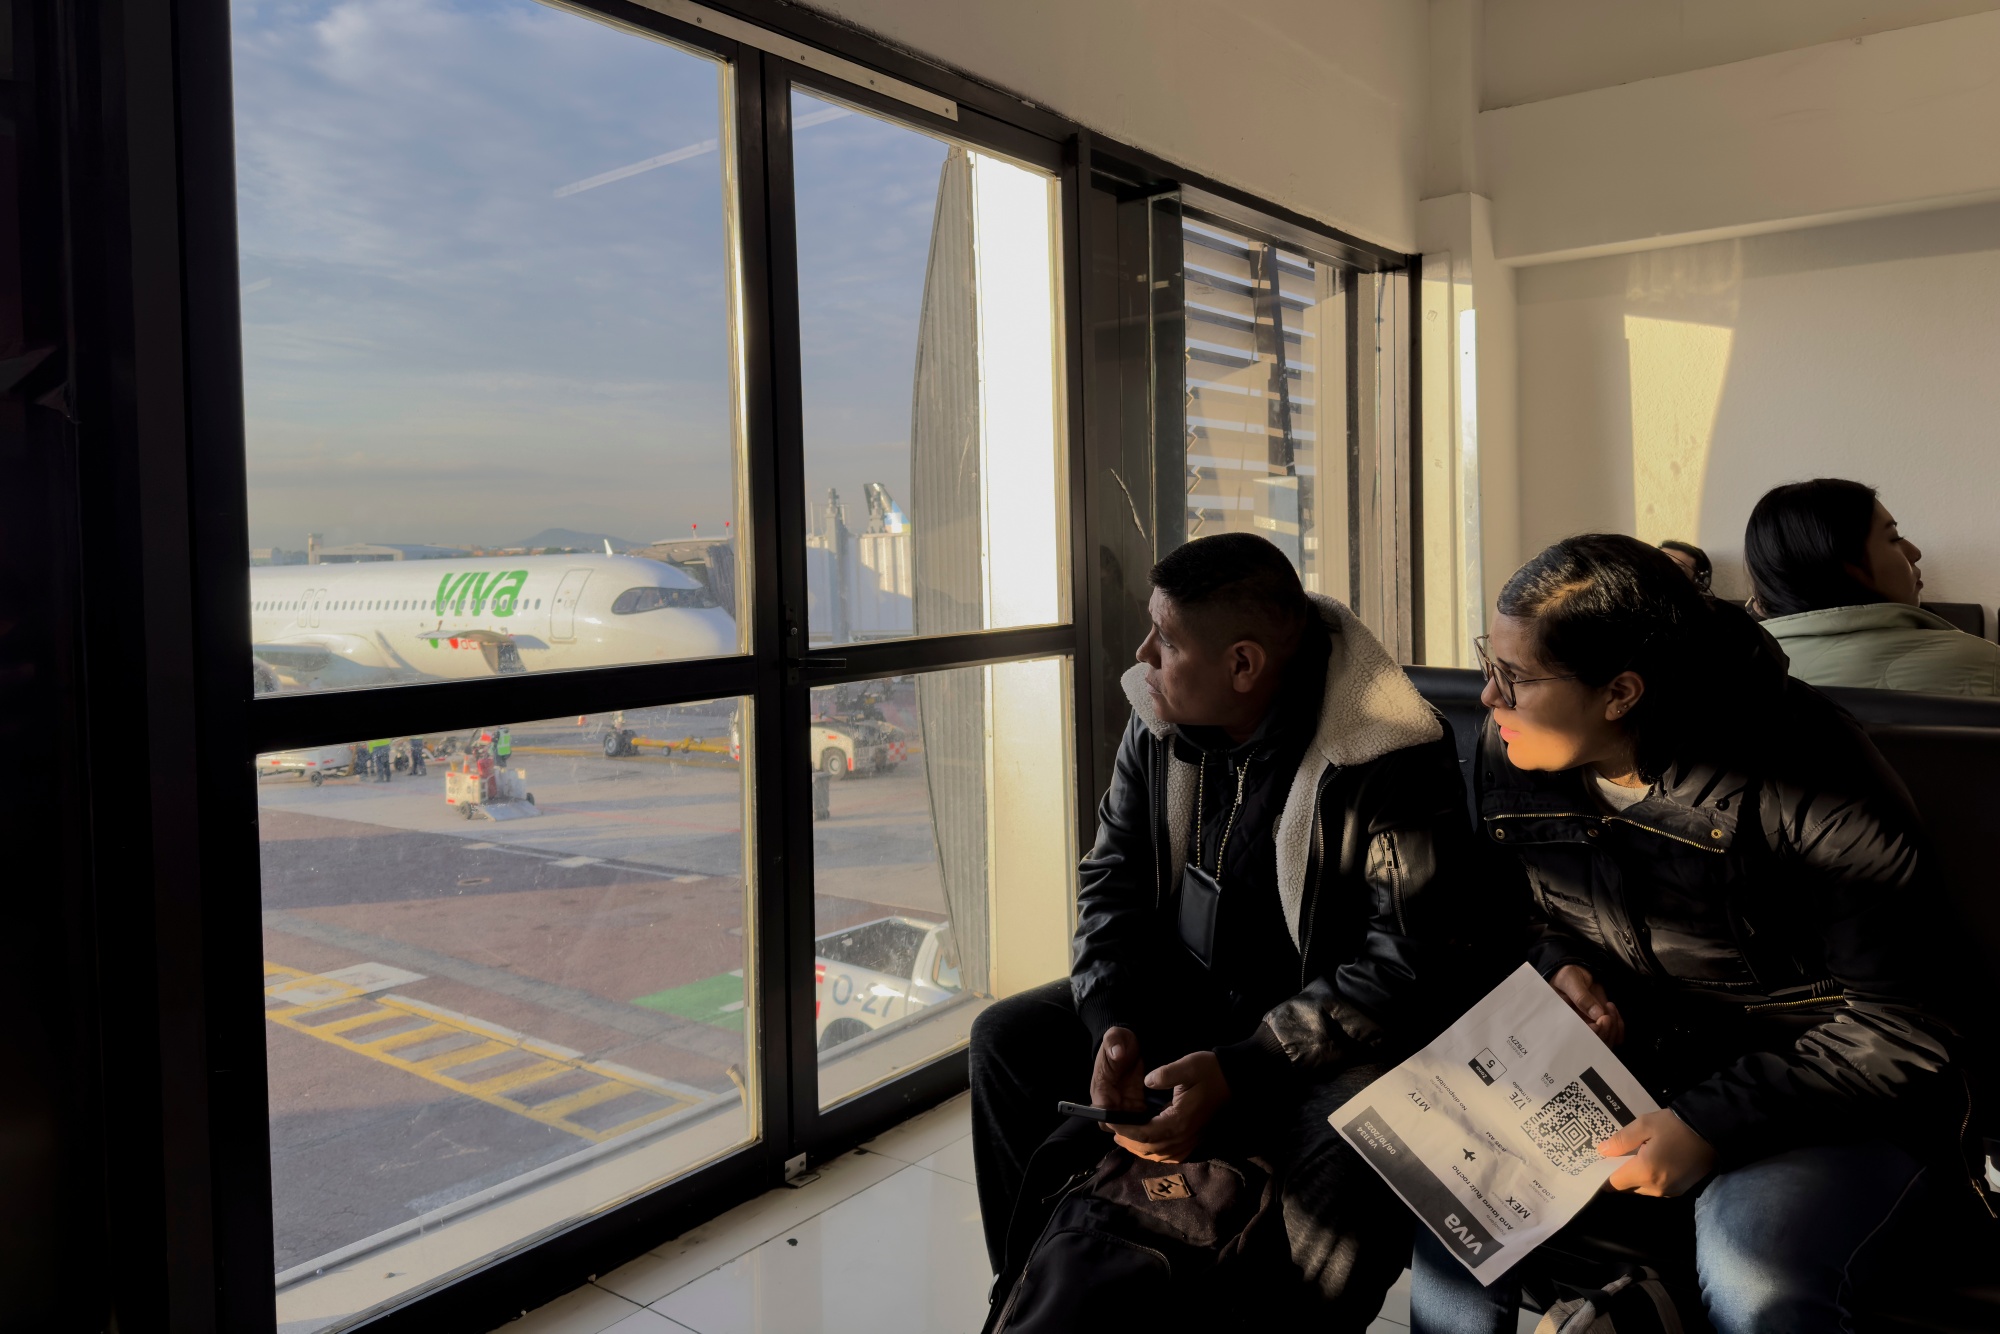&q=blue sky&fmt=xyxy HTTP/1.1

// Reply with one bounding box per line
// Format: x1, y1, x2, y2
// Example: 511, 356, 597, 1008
234, 0, 945, 550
